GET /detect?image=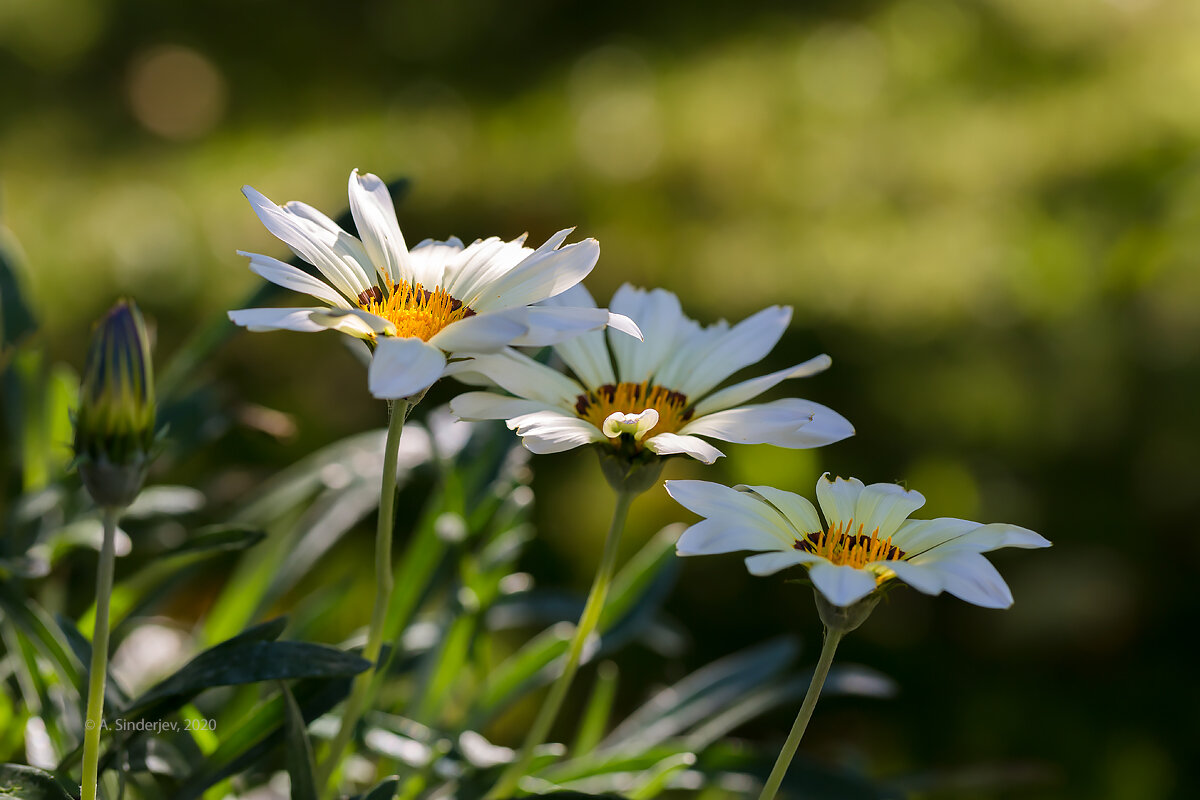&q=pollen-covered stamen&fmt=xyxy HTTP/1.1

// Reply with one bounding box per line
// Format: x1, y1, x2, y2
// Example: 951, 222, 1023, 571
794, 518, 906, 569
357, 278, 475, 341
575, 382, 694, 442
